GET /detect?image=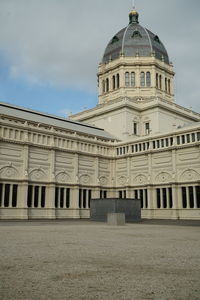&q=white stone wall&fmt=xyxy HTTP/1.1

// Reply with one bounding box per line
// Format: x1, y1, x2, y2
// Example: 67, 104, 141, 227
0, 115, 200, 220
